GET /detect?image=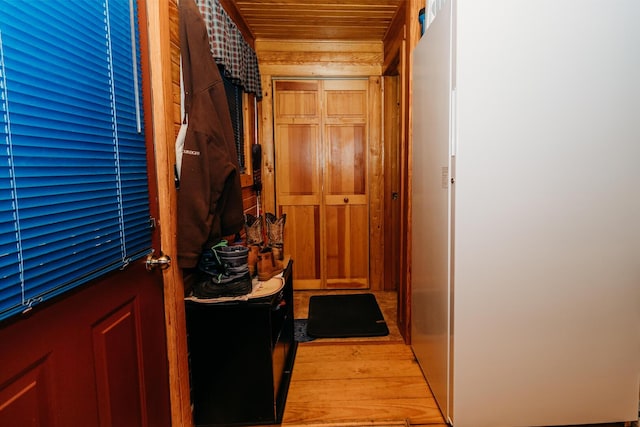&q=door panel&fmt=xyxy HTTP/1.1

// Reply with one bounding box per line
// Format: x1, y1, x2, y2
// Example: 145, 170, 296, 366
275, 124, 321, 199
281, 205, 322, 289
325, 125, 367, 195
274, 80, 323, 289
325, 204, 369, 288
92, 300, 145, 427
0, 265, 170, 427
275, 81, 319, 117
323, 80, 369, 289
325, 89, 366, 117
0, 355, 54, 427
324, 122, 368, 288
